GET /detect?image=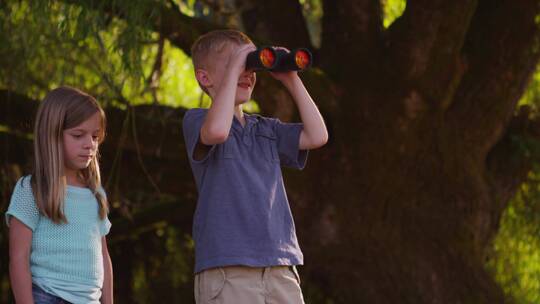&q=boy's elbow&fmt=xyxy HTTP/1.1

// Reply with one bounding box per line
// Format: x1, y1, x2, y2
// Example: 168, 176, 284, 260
322, 130, 329, 145
201, 127, 229, 145
208, 129, 229, 144
304, 134, 328, 150
314, 131, 329, 148
315, 137, 328, 148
